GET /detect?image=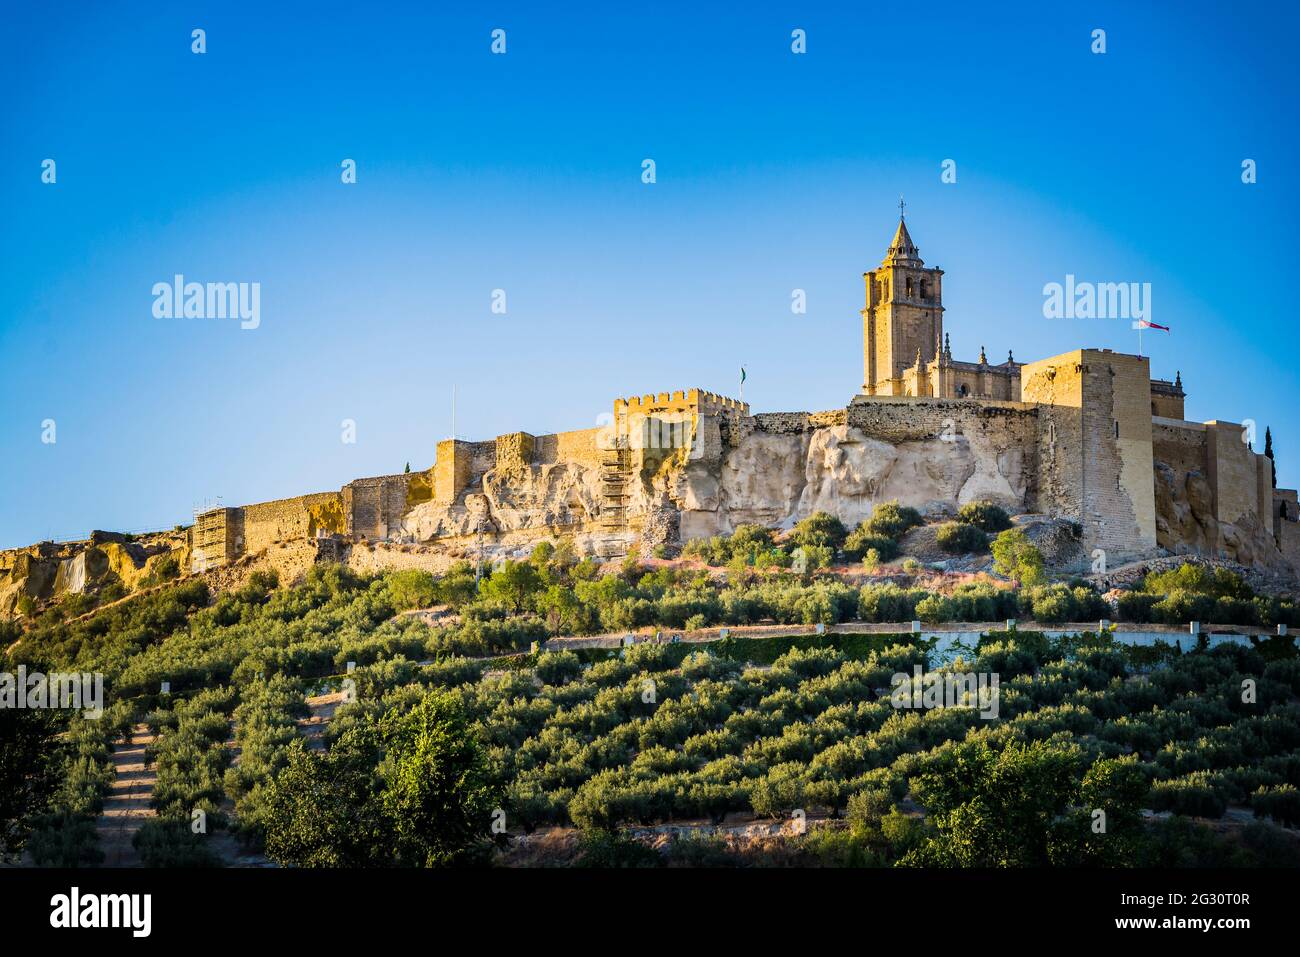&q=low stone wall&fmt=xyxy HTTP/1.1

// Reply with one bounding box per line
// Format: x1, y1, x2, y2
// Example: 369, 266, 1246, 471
546, 620, 1290, 653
